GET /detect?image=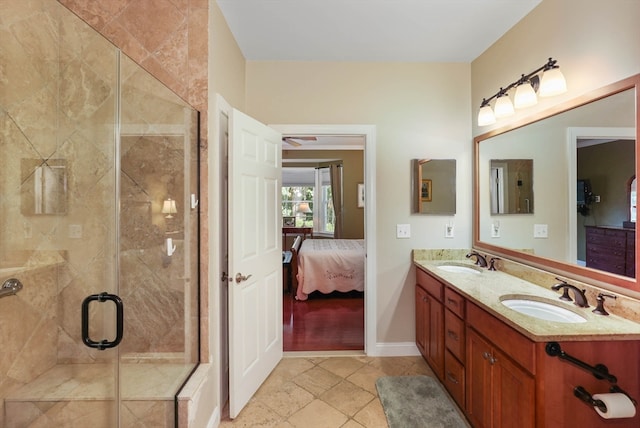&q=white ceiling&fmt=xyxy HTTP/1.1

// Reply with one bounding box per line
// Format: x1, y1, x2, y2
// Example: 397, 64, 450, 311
216, 0, 542, 62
